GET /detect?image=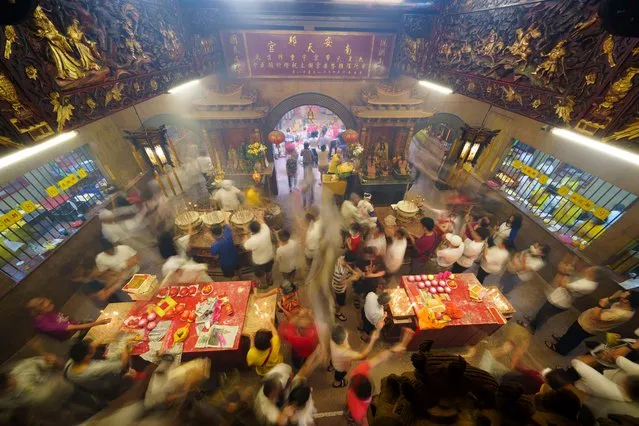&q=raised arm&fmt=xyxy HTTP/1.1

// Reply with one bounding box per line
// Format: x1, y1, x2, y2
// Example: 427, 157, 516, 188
66, 317, 111, 331
368, 328, 414, 369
